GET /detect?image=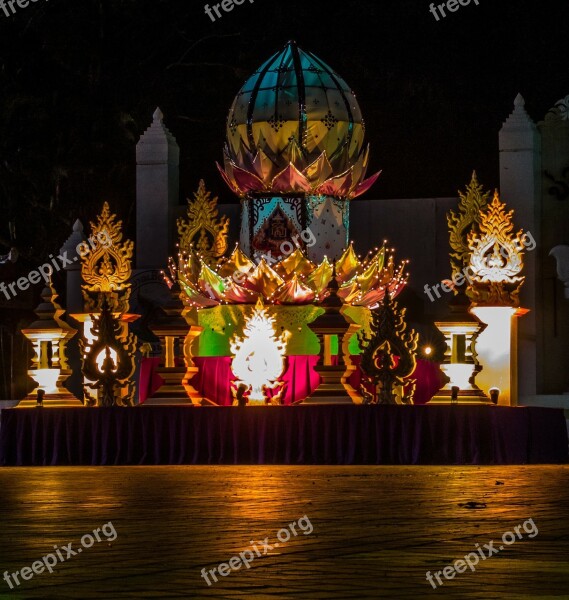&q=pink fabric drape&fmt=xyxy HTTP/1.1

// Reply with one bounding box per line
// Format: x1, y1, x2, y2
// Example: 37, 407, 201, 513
138, 357, 163, 403
139, 356, 443, 405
